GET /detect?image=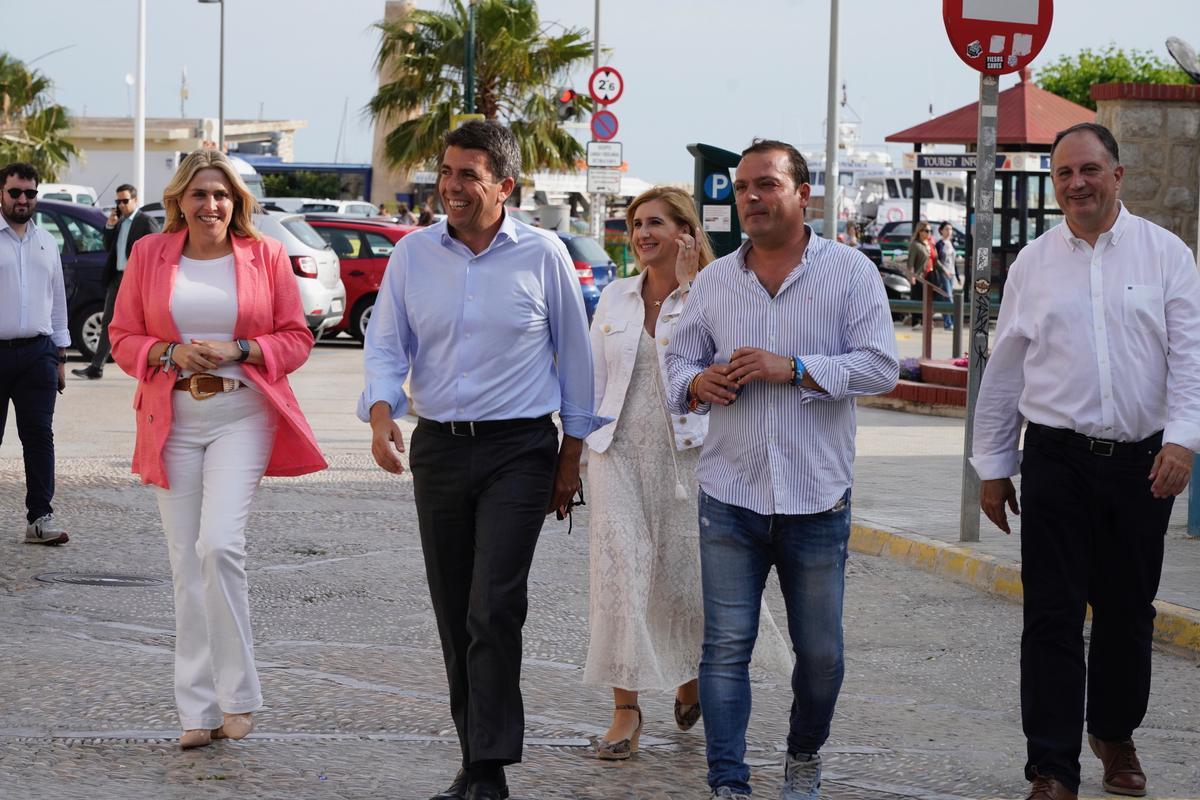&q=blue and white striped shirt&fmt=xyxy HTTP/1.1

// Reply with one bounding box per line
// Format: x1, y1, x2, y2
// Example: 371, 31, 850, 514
665, 230, 899, 515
